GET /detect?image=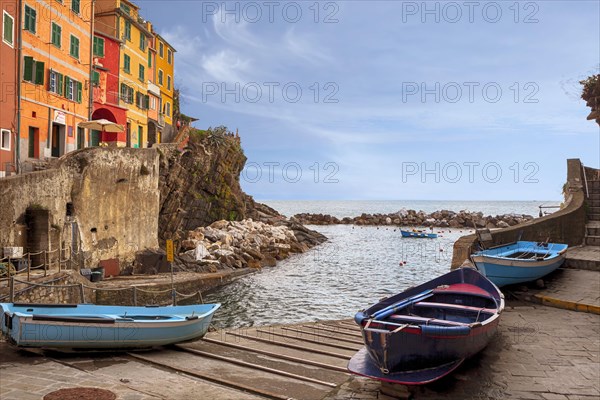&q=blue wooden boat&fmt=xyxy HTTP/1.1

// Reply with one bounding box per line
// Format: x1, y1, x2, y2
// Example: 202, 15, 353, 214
349, 268, 503, 385
401, 230, 437, 239
0, 303, 220, 349
471, 241, 568, 287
